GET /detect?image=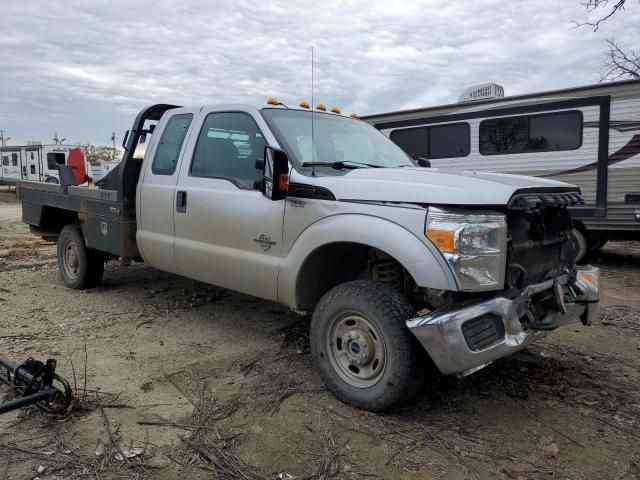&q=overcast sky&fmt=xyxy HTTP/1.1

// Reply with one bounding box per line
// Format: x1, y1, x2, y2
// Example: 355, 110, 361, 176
0, 0, 638, 146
